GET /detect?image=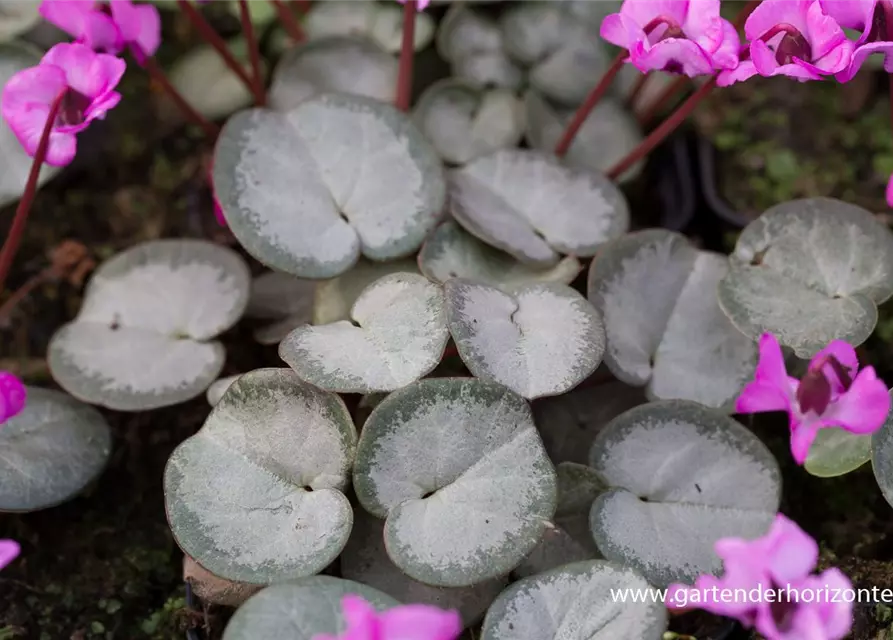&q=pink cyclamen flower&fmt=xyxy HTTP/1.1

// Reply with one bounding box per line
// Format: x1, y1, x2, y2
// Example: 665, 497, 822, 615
2, 43, 125, 166
312, 595, 462, 640
397, 0, 430, 11
0, 372, 26, 424
0, 540, 20, 570
821, 0, 893, 80
719, 0, 854, 86
600, 0, 741, 77
39, 0, 160, 60
667, 514, 852, 640
887, 173, 893, 208
735, 333, 890, 465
